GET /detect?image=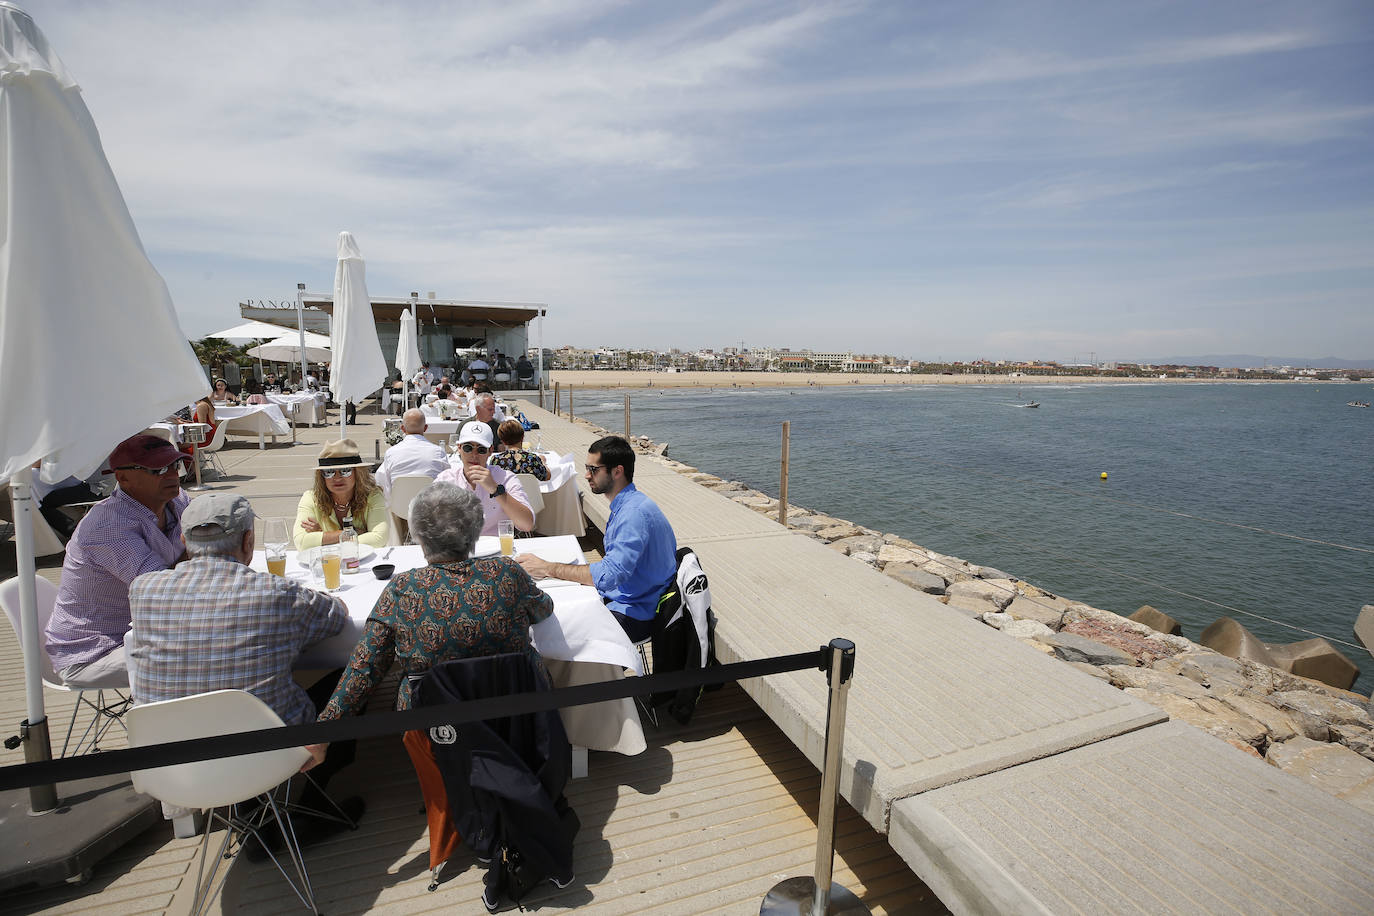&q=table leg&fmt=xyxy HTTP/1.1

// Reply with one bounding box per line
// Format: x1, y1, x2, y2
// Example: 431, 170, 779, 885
258, 432, 265, 450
